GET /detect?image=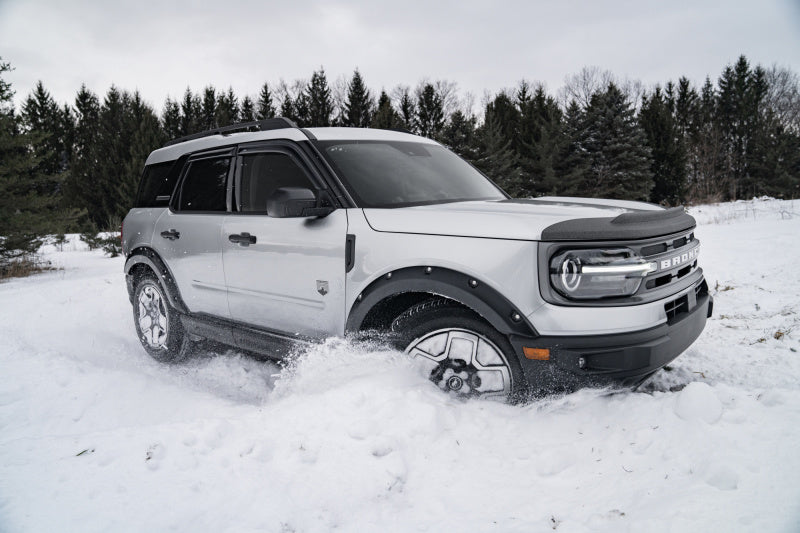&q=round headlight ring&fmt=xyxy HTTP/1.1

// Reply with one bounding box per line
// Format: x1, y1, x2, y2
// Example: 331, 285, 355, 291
560, 256, 581, 292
